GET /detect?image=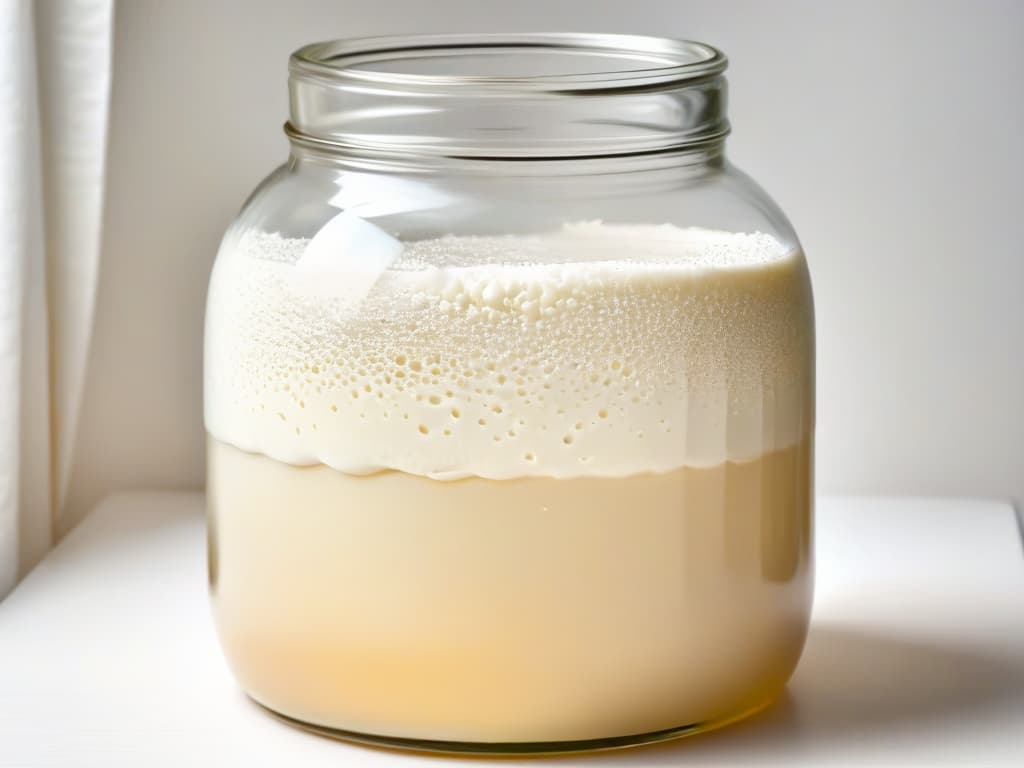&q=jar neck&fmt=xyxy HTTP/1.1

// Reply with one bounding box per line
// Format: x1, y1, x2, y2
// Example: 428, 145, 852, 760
286, 33, 730, 168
